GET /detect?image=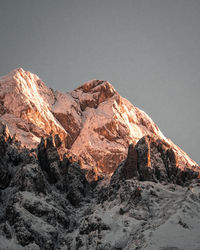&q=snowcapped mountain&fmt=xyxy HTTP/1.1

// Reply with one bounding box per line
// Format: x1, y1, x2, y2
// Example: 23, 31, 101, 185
0, 68, 200, 250
0, 68, 198, 180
